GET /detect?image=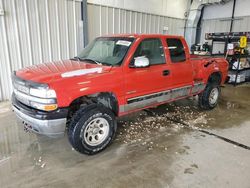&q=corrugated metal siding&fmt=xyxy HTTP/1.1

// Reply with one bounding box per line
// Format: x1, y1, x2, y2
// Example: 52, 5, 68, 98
0, 0, 84, 101
0, 1, 186, 102
232, 16, 250, 32
87, 3, 186, 42
199, 16, 250, 54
